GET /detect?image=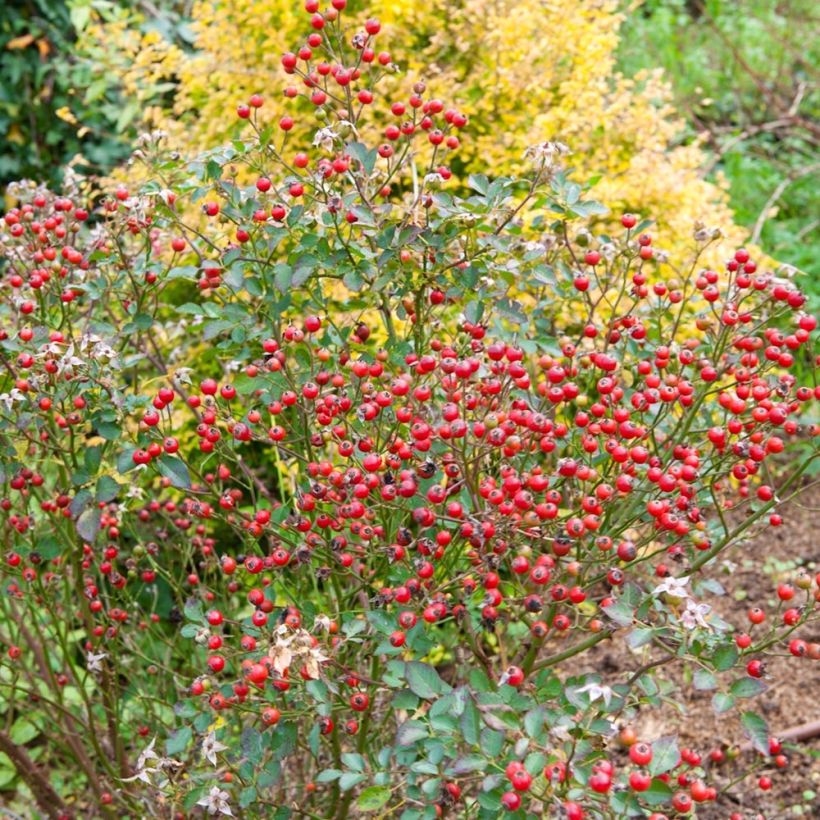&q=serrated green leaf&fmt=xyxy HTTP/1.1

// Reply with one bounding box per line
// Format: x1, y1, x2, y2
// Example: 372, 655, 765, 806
395, 720, 428, 746
642, 778, 673, 806
712, 643, 739, 672
157, 455, 191, 490
602, 600, 634, 627
730, 677, 767, 699
693, 669, 718, 691
357, 785, 391, 811
405, 662, 449, 699
712, 692, 735, 714
95, 475, 121, 503
75, 506, 101, 543
166, 726, 192, 756
649, 735, 679, 776
740, 711, 769, 754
